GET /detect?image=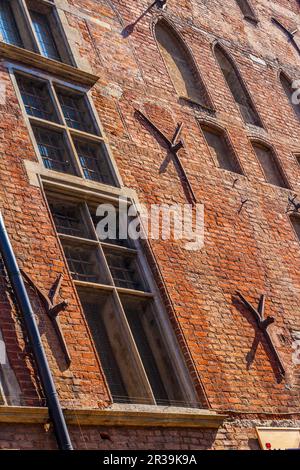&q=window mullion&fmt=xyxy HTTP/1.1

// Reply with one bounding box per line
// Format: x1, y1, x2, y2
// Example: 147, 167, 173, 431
83, 201, 101, 240
48, 81, 66, 125
98, 241, 116, 287
65, 127, 85, 178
